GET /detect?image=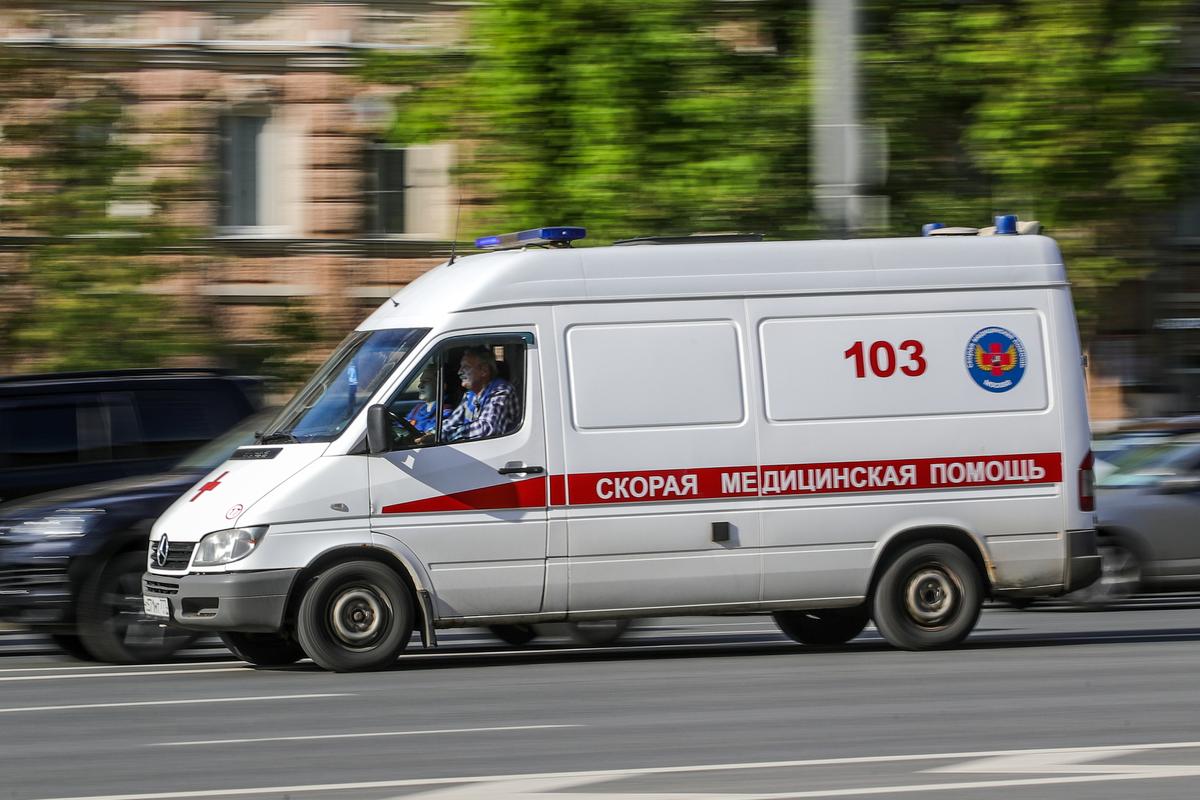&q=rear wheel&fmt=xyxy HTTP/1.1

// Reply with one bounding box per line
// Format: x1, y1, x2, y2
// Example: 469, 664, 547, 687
773, 607, 869, 646
872, 542, 982, 650
220, 631, 306, 666
296, 560, 412, 672
489, 624, 538, 646
566, 619, 631, 646
77, 551, 198, 663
